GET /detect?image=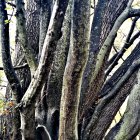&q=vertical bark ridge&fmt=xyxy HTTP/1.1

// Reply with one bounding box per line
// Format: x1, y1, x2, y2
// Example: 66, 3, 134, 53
46, 1, 72, 139
59, 0, 90, 139
19, 0, 69, 139
80, 0, 130, 122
